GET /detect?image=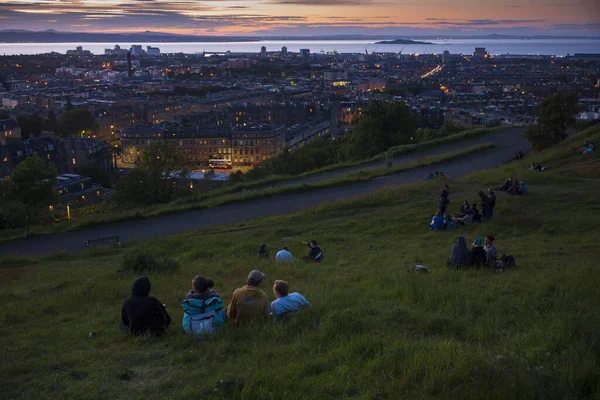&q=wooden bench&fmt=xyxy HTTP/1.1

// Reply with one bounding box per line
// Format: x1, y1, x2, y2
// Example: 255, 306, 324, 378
85, 235, 121, 248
